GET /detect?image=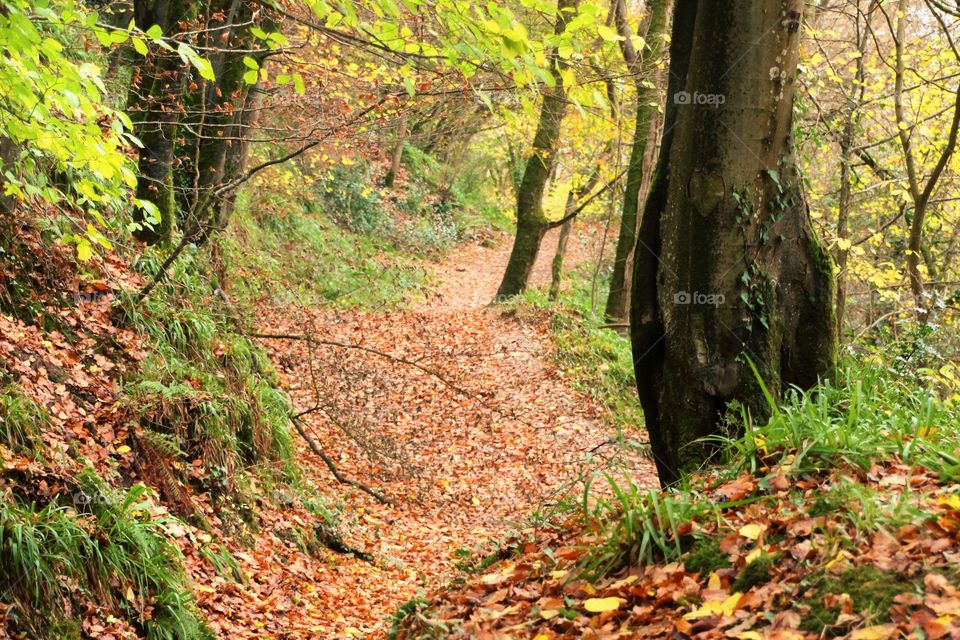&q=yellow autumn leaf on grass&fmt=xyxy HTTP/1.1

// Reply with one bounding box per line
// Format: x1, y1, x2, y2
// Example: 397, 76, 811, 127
738, 523, 765, 540
683, 593, 742, 620
583, 597, 622, 613
707, 572, 722, 590
744, 547, 765, 564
